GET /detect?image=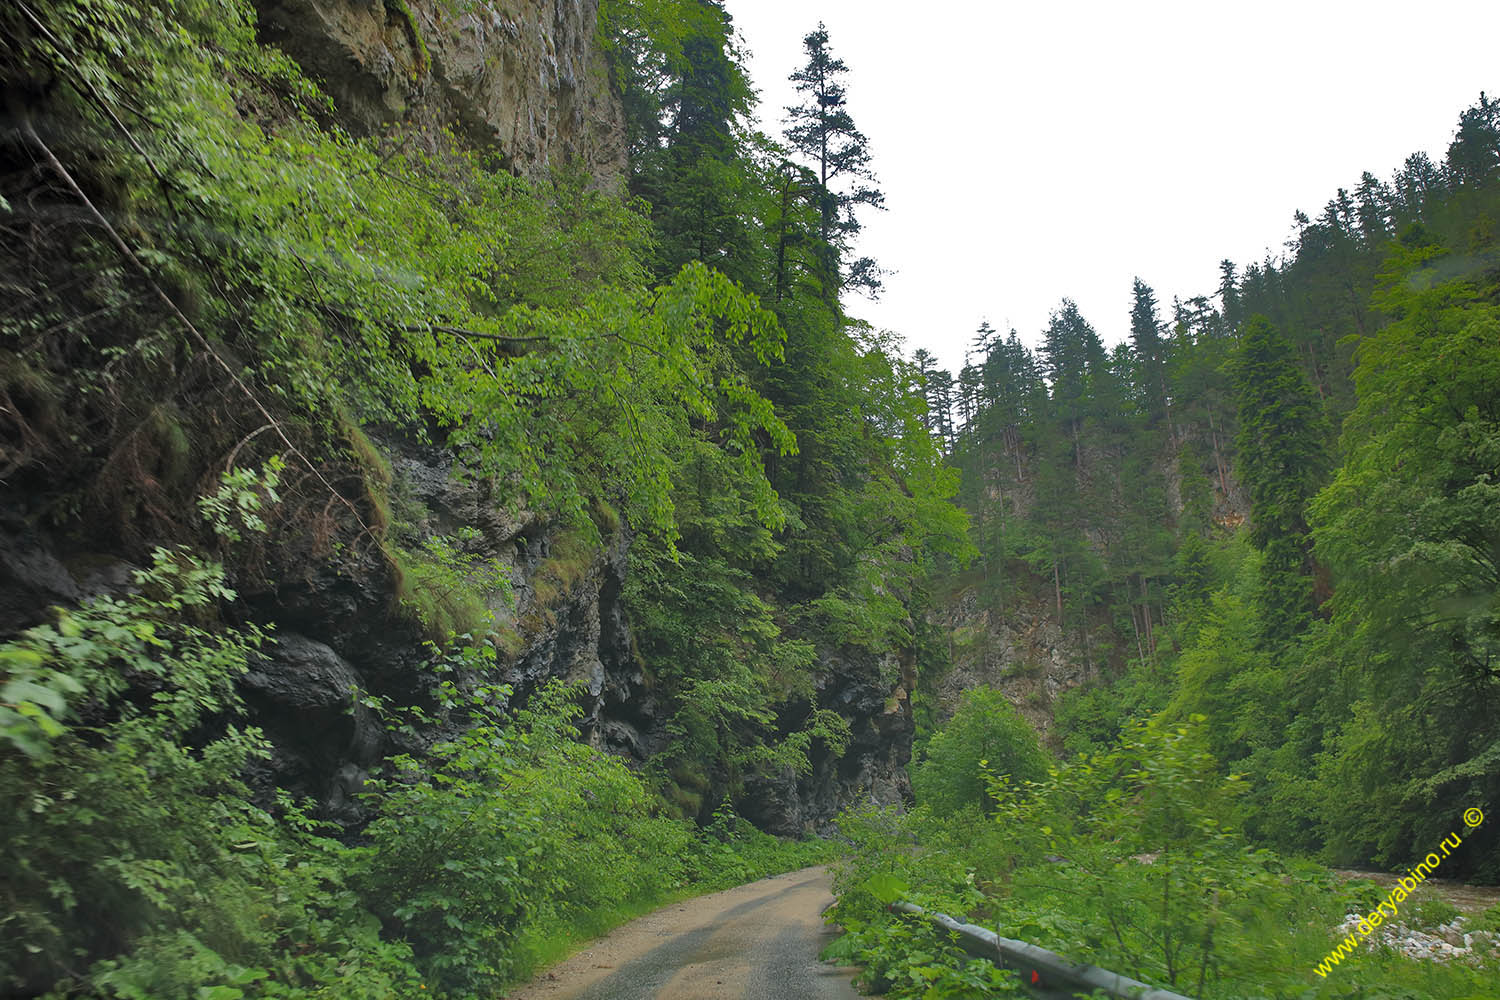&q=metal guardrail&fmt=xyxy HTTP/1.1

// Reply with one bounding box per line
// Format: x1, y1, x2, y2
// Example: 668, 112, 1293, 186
890, 901, 1196, 1000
